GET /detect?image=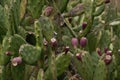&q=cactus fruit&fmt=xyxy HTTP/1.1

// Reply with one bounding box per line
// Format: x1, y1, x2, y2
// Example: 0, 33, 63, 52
44, 6, 54, 17
82, 22, 87, 30
19, 44, 41, 65
106, 50, 112, 56
80, 37, 87, 47
64, 46, 70, 54
5, 51, 12, 56
104, 55, 112, 65
50, 37, 57, 47
11, 57, 22, 66
71, 38, 78, 47
104, 48, 109, 53
96, 48, 102, 56
76, 53, 82, 61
